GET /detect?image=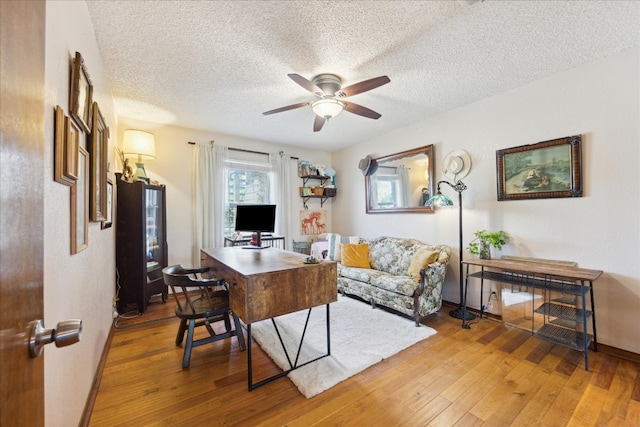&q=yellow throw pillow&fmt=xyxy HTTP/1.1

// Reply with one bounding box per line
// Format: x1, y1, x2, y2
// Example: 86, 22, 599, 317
341, 243, 370, 268
407, 247, 439, 281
